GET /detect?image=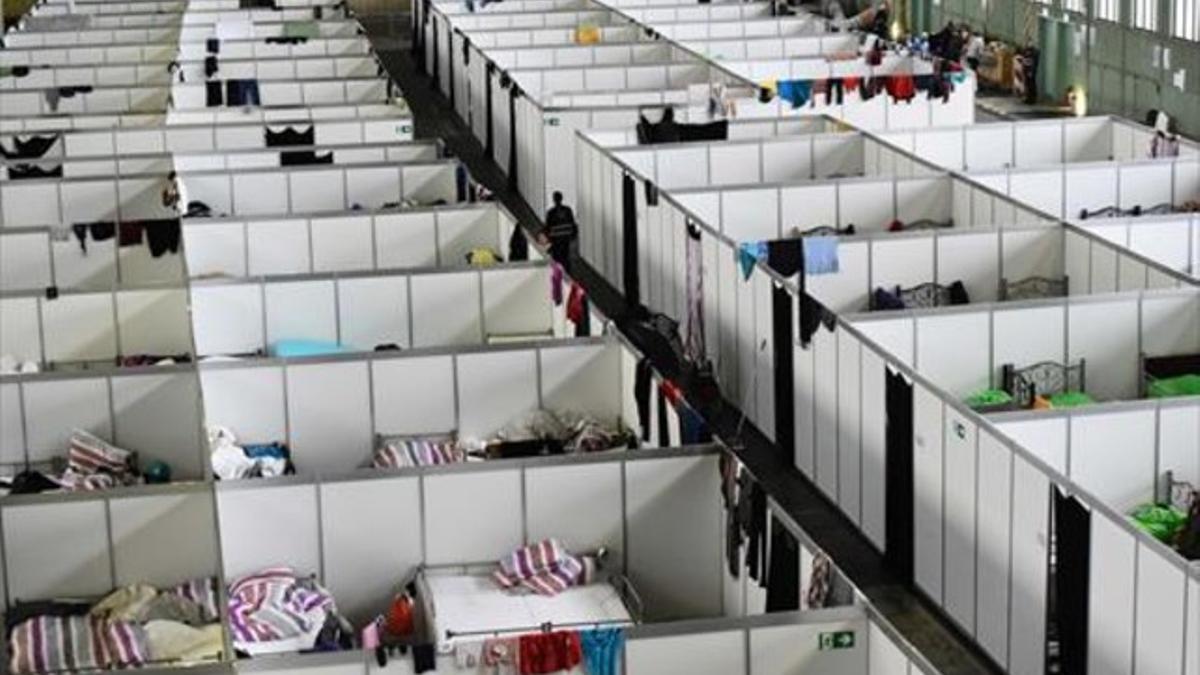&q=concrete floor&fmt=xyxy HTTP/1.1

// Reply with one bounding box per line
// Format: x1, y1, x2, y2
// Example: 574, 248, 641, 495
362, 15, 1005, 673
